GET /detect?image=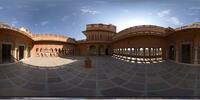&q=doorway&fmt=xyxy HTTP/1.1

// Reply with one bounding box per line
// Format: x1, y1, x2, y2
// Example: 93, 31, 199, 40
2, 44, 11, 63
89, 45, 97, 56
181, 44, 191, 63
99, 45, 105, 55
105, 48, 109, 55
19, 46, 24, 60
169, 45, 175, 60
